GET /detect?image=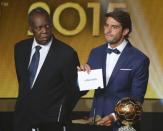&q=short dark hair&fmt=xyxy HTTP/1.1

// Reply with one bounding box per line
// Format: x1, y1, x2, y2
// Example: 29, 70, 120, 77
105, 9, 132, 38
28, 7, 51, 26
